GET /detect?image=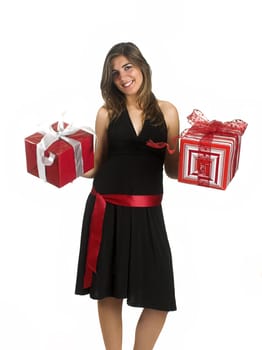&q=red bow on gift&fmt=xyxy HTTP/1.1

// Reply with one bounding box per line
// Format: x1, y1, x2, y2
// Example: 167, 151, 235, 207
185, 109, 248, 136
146, 109, 248, 154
